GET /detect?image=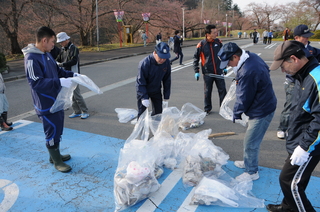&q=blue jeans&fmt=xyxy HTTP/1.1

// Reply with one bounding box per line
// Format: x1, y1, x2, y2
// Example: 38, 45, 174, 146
243, 112, 274, 174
